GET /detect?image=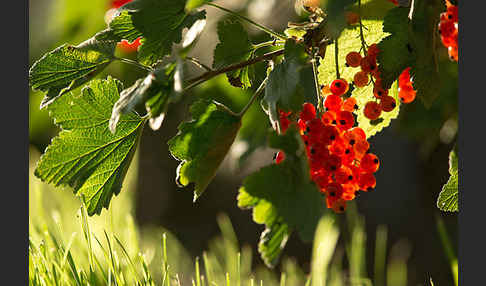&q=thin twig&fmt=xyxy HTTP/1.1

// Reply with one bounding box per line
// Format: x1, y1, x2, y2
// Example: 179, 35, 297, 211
184, 49, 284, 91
311, 57, 323, 112
186, 57, 213, 72
207, 3, 287, 41
252, 40, 286, 51
358, 0, 368, 56
114, 57, 153, 72
237, 77, 268, 117
334, 38, 340, 79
